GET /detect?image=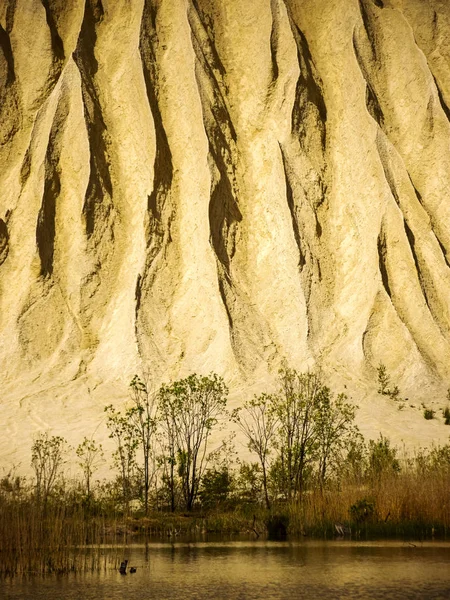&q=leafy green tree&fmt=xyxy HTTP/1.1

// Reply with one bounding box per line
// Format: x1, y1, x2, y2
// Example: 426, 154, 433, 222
158, 373, 228, 511
232, 394, 278, 509
367, 434, 400, 480
31, 432, 68, 505
157, 388, 179, 512
271, 367, 323, 499
104, 404, 138, 512
199, 466, 234, 509
416, 443, 450, 476
314, 390, 359, 488
341, 433, 367, 484
104, 375, 158, 515
235, 462, 264, 504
